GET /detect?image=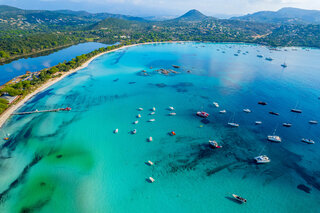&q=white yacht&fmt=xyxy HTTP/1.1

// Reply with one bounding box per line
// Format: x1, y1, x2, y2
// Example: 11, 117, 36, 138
147, 160, 154, 166
148, 177, 155, 183
152, 107, 156, 111
301, 138, 315, 144
150, 112, 155, 115
138, 108, 144, 111
228, 122, 239, 127
243, 109, 251, 113
137, 114, 141, 118
254, 155, 271, 164
219, 110, 226, 114
213, 102, 219, 108
255, 121, 262, 125
132, 129, 137, 134
309, 120, 318, 124
134, 120, 139, 124
169, 106, 175, 111
148, 119, 155, 122
148, 137, 153, 142
267, 135, 281, 143
169, 112, 176, 116
114, 129, 119, 134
